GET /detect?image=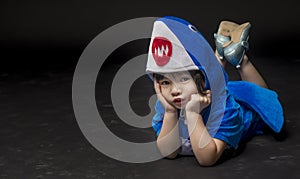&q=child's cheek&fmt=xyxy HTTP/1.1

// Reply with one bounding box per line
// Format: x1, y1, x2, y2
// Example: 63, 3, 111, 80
161, 91, 169, 99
